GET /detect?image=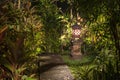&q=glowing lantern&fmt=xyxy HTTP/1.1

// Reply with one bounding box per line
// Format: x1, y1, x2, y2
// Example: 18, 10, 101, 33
72, 24, 81, 39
